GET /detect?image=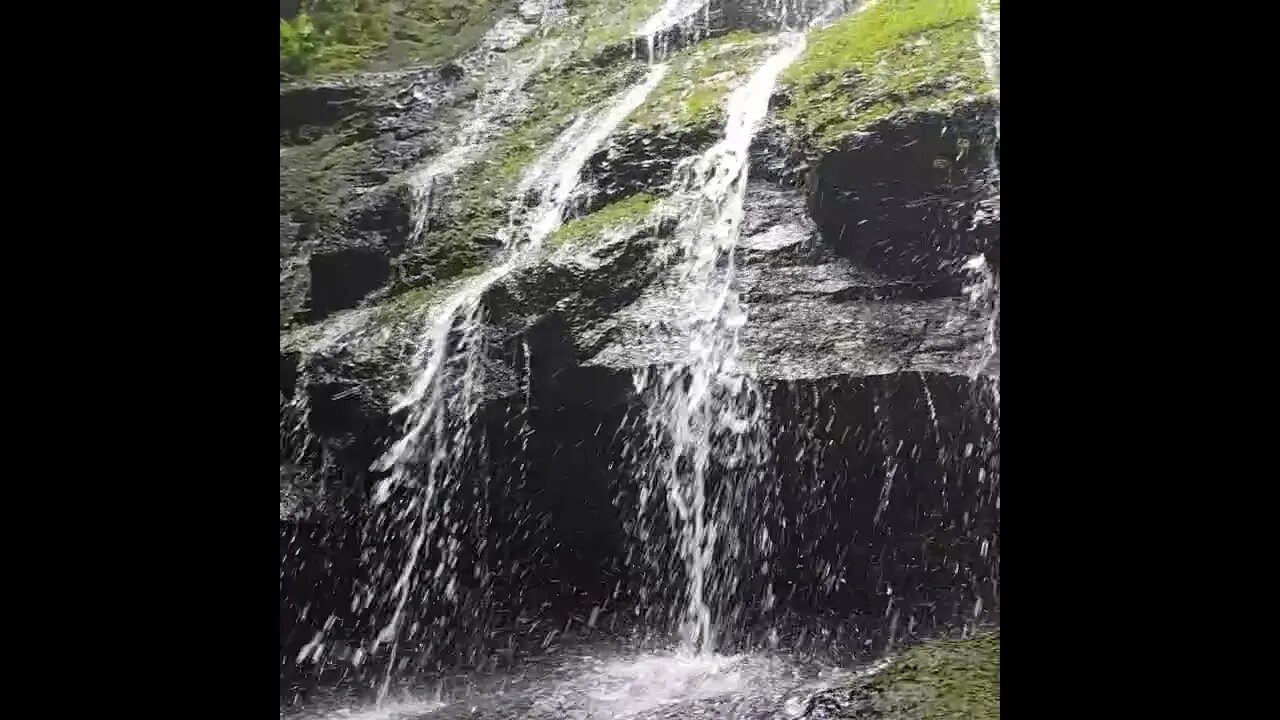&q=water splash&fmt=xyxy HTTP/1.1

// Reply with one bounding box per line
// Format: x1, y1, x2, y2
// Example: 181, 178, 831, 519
962, 255, 998, 380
